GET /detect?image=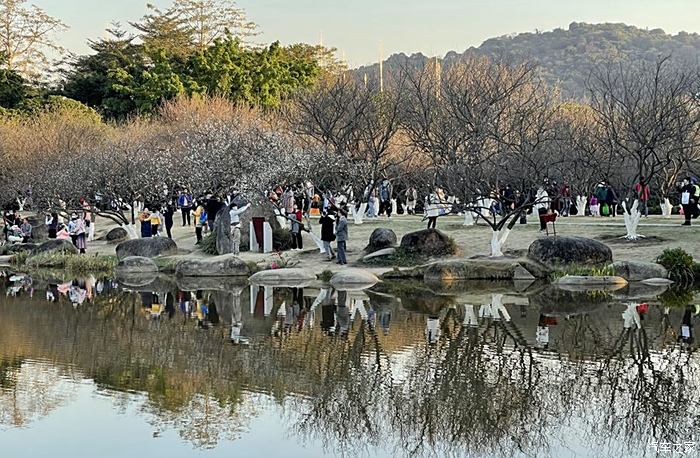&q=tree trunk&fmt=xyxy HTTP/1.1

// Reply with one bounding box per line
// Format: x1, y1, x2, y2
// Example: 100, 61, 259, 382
576, 196, 587, 217
352, 203, 367, 225
621, 200, 643, 240
463, 210, 476, 226
123, 223, 139, 240
660, 198, 673, 218
490, 227, 511, 257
